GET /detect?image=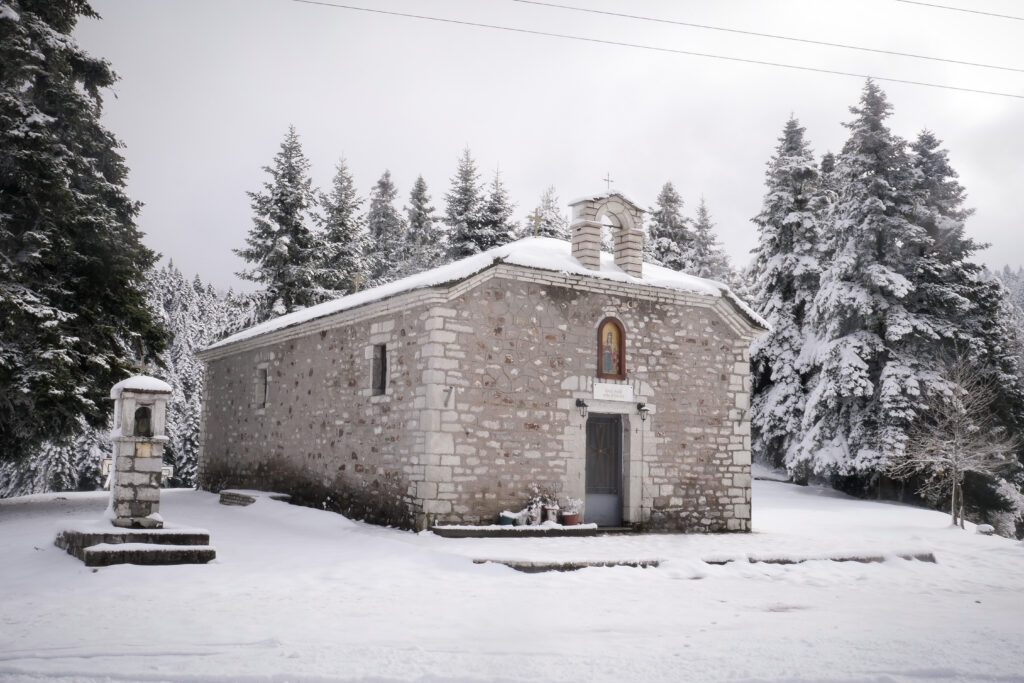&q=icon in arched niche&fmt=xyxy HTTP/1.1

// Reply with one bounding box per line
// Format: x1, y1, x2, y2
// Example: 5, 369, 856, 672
597, 317, 626, 380
133, 406, 152, 437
